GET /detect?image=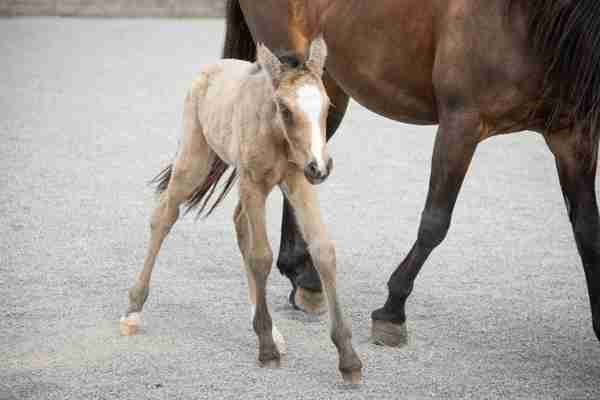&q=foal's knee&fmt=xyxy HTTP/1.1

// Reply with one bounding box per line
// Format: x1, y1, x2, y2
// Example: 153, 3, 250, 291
417, 209, 451, 250
248, 248, 274, 276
